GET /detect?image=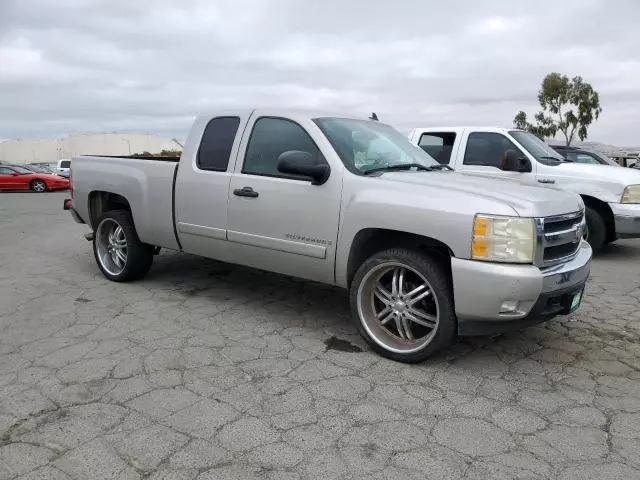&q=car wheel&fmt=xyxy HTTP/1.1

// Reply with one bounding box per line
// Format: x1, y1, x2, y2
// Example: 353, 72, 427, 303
584, 206, 606, 251
30, 179, 47, 193
93, 210, 153, 282
350, 248, 456, 363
